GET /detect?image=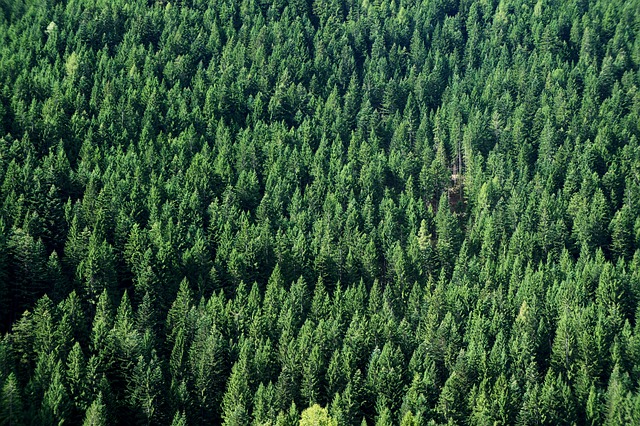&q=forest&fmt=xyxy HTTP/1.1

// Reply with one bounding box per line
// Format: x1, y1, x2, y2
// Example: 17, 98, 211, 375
0, 0, 640, 424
